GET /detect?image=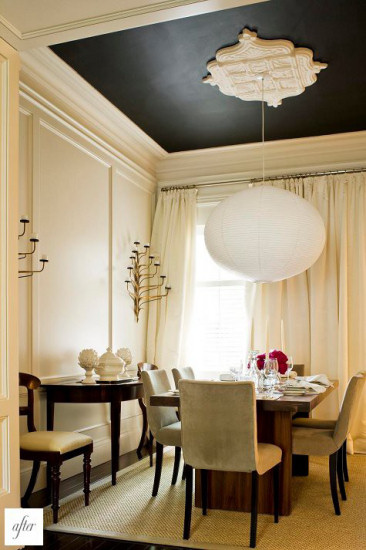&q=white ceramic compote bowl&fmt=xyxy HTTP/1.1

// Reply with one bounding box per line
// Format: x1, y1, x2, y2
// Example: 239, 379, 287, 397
116, 348, 132, 378
78, 349, 99, 384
